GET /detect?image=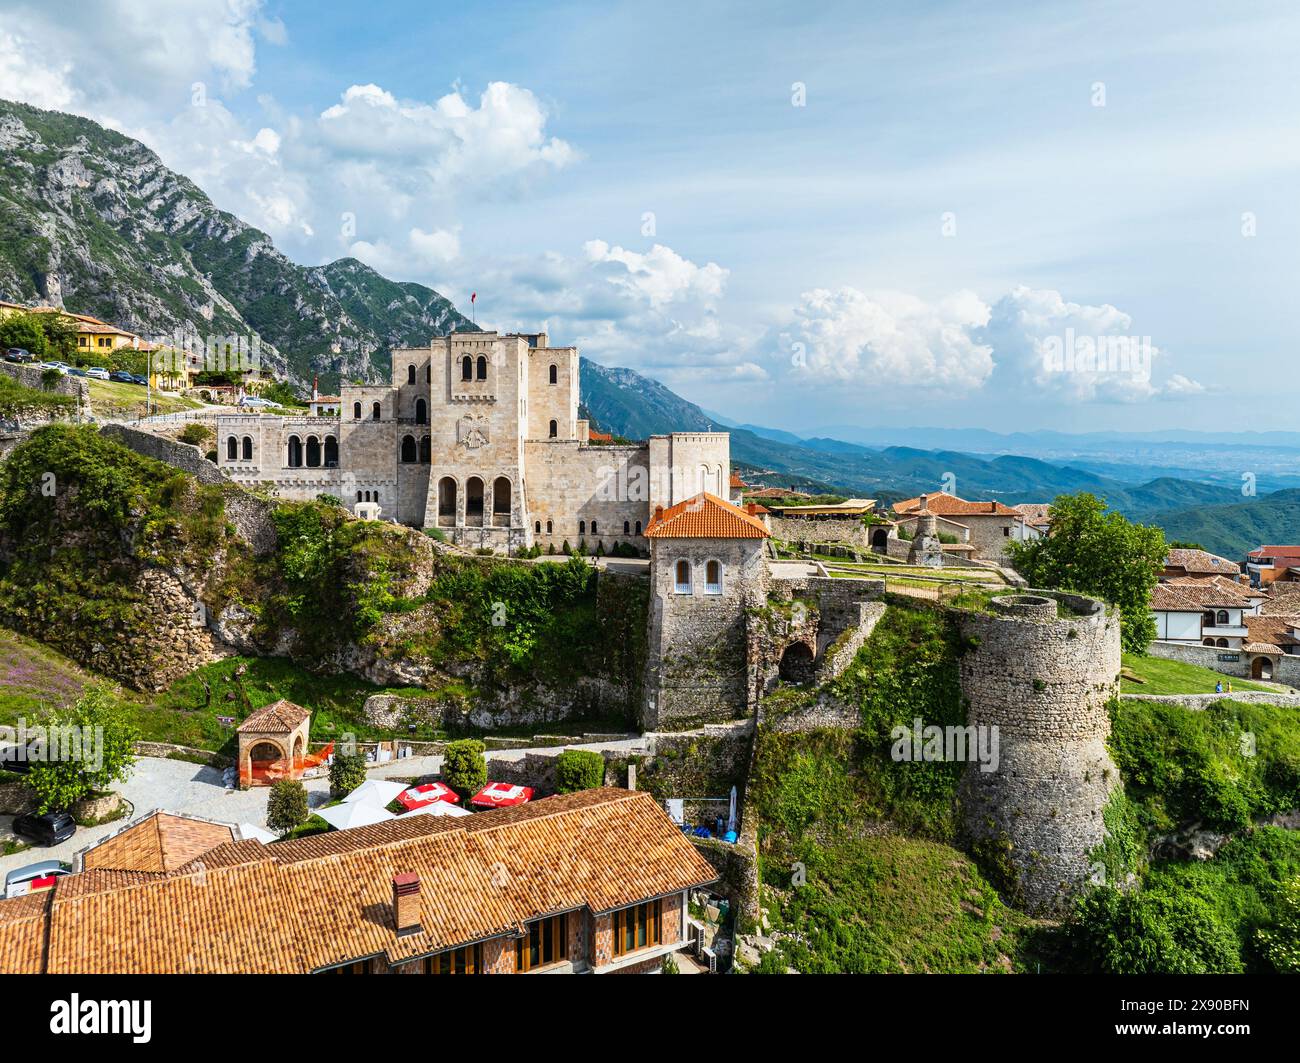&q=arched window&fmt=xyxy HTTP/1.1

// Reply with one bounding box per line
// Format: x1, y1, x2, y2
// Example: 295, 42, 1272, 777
549, 419, 558, 438
1217, 610, 1230, 625
1203, 638, 1215, 646
426, 365, 431, 383
287, 436, 302, 468
1203, 610, 1217, 628
535, 521, 542, 534
372, 401, 381, 420
242, 436, 253, 460
419, 435, 431, 463
466, 477, 484, 523
461, 355, 472, 380
401, 435, 416, 463
493, 477, 511, 521
546, 520, 553, 534
407, 364, 416, 385
476, 355, 487, 380
1216, 638, 1230, 648
415, 398, 427, 424
674, 559, 692, 594
549, 363, 558, 385
324, 436, 338, 466
579, 520, 586, 535
635, 520, 642, 536
624, 520, 630, 534
353, 401, 361, 419
305, 436, 321, 468
356, 491, 363, 503
591, 520, 598, 535
226, 436, 237, 461
705, 560, 722, 594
